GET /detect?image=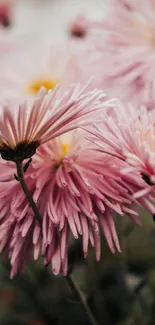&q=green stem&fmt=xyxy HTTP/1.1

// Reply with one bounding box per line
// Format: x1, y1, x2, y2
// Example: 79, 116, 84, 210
66, 273, 98, 325
16, 161, 42, 226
